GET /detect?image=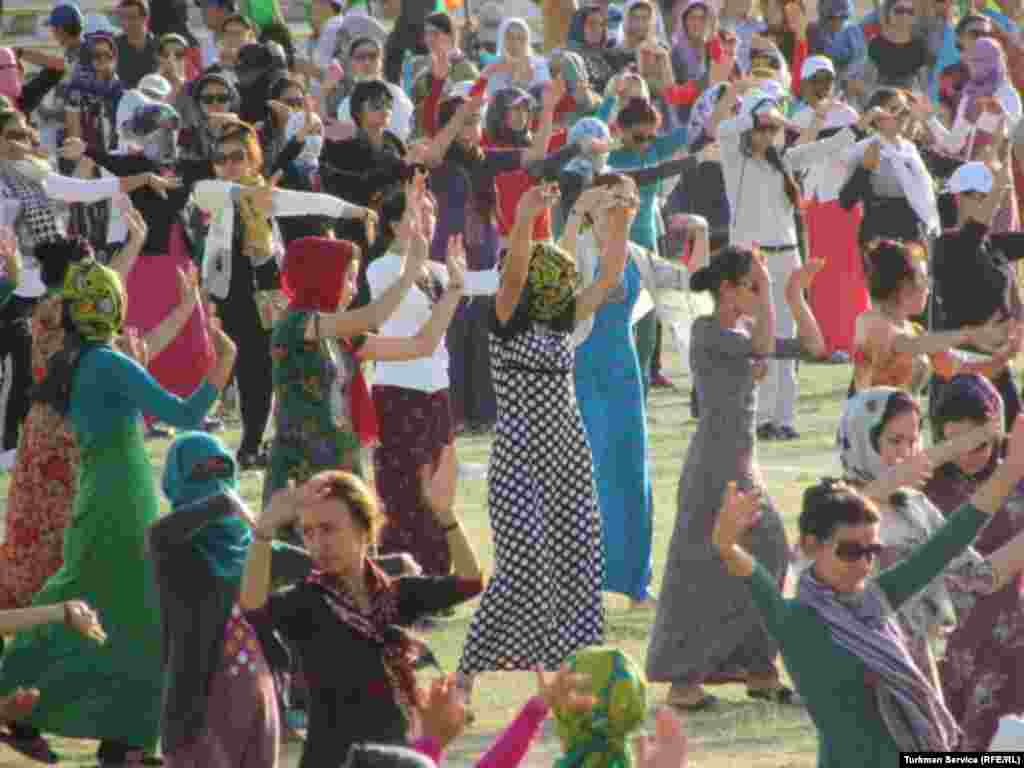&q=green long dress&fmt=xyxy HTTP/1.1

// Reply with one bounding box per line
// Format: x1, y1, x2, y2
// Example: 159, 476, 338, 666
0, 344, 217, 750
